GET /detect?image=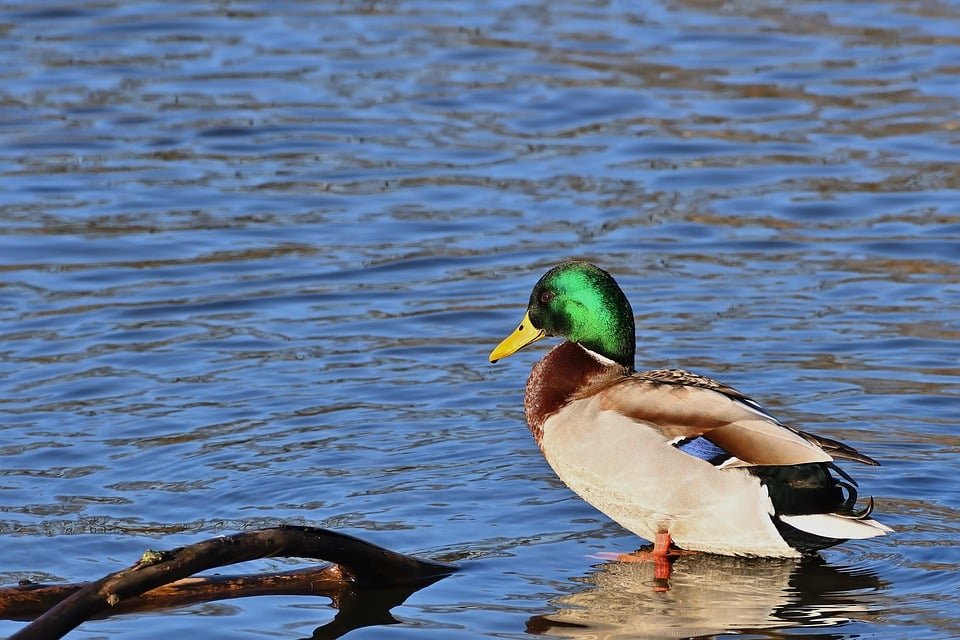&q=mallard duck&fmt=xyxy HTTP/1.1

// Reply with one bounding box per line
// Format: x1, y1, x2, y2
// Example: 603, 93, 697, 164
490, 261, 892, 558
